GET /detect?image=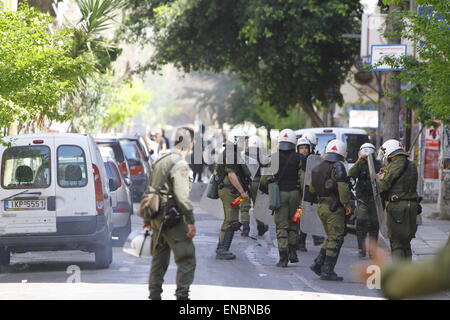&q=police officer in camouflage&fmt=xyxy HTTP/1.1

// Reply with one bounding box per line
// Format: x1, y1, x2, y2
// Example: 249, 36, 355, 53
215, 128, 252, 260
296, 133, 325, 252
348, 143, 382, 258
377, 139, 419, 261
143, 127, 196, 300
239, 135, 269, 238
309, 139, 353, 281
